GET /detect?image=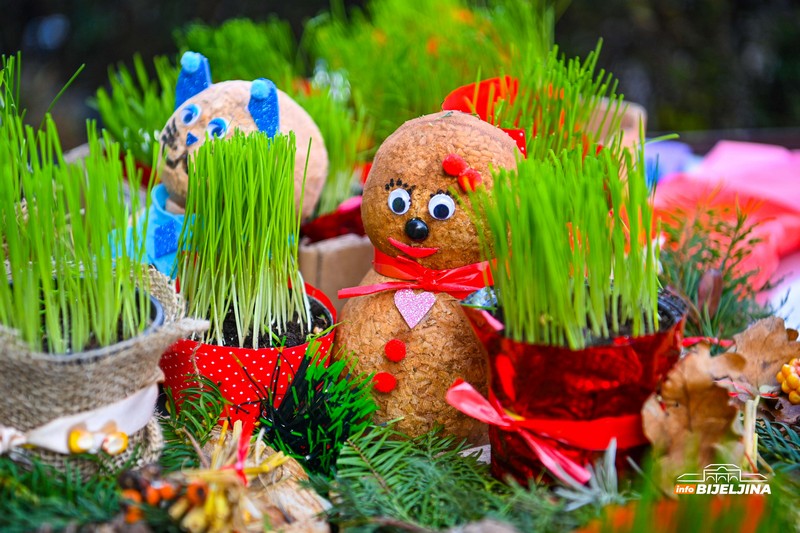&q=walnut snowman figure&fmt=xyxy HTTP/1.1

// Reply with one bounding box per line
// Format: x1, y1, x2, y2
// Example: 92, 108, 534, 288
338, 111, 520, 443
